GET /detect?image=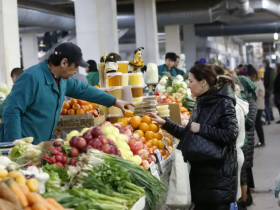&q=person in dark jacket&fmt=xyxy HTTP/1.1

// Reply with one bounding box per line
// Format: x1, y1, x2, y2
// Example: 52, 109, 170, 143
148, 64, 238, 210
238, 76, 257, 208
263, 59, 275, 123
274, 63, 280, 123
